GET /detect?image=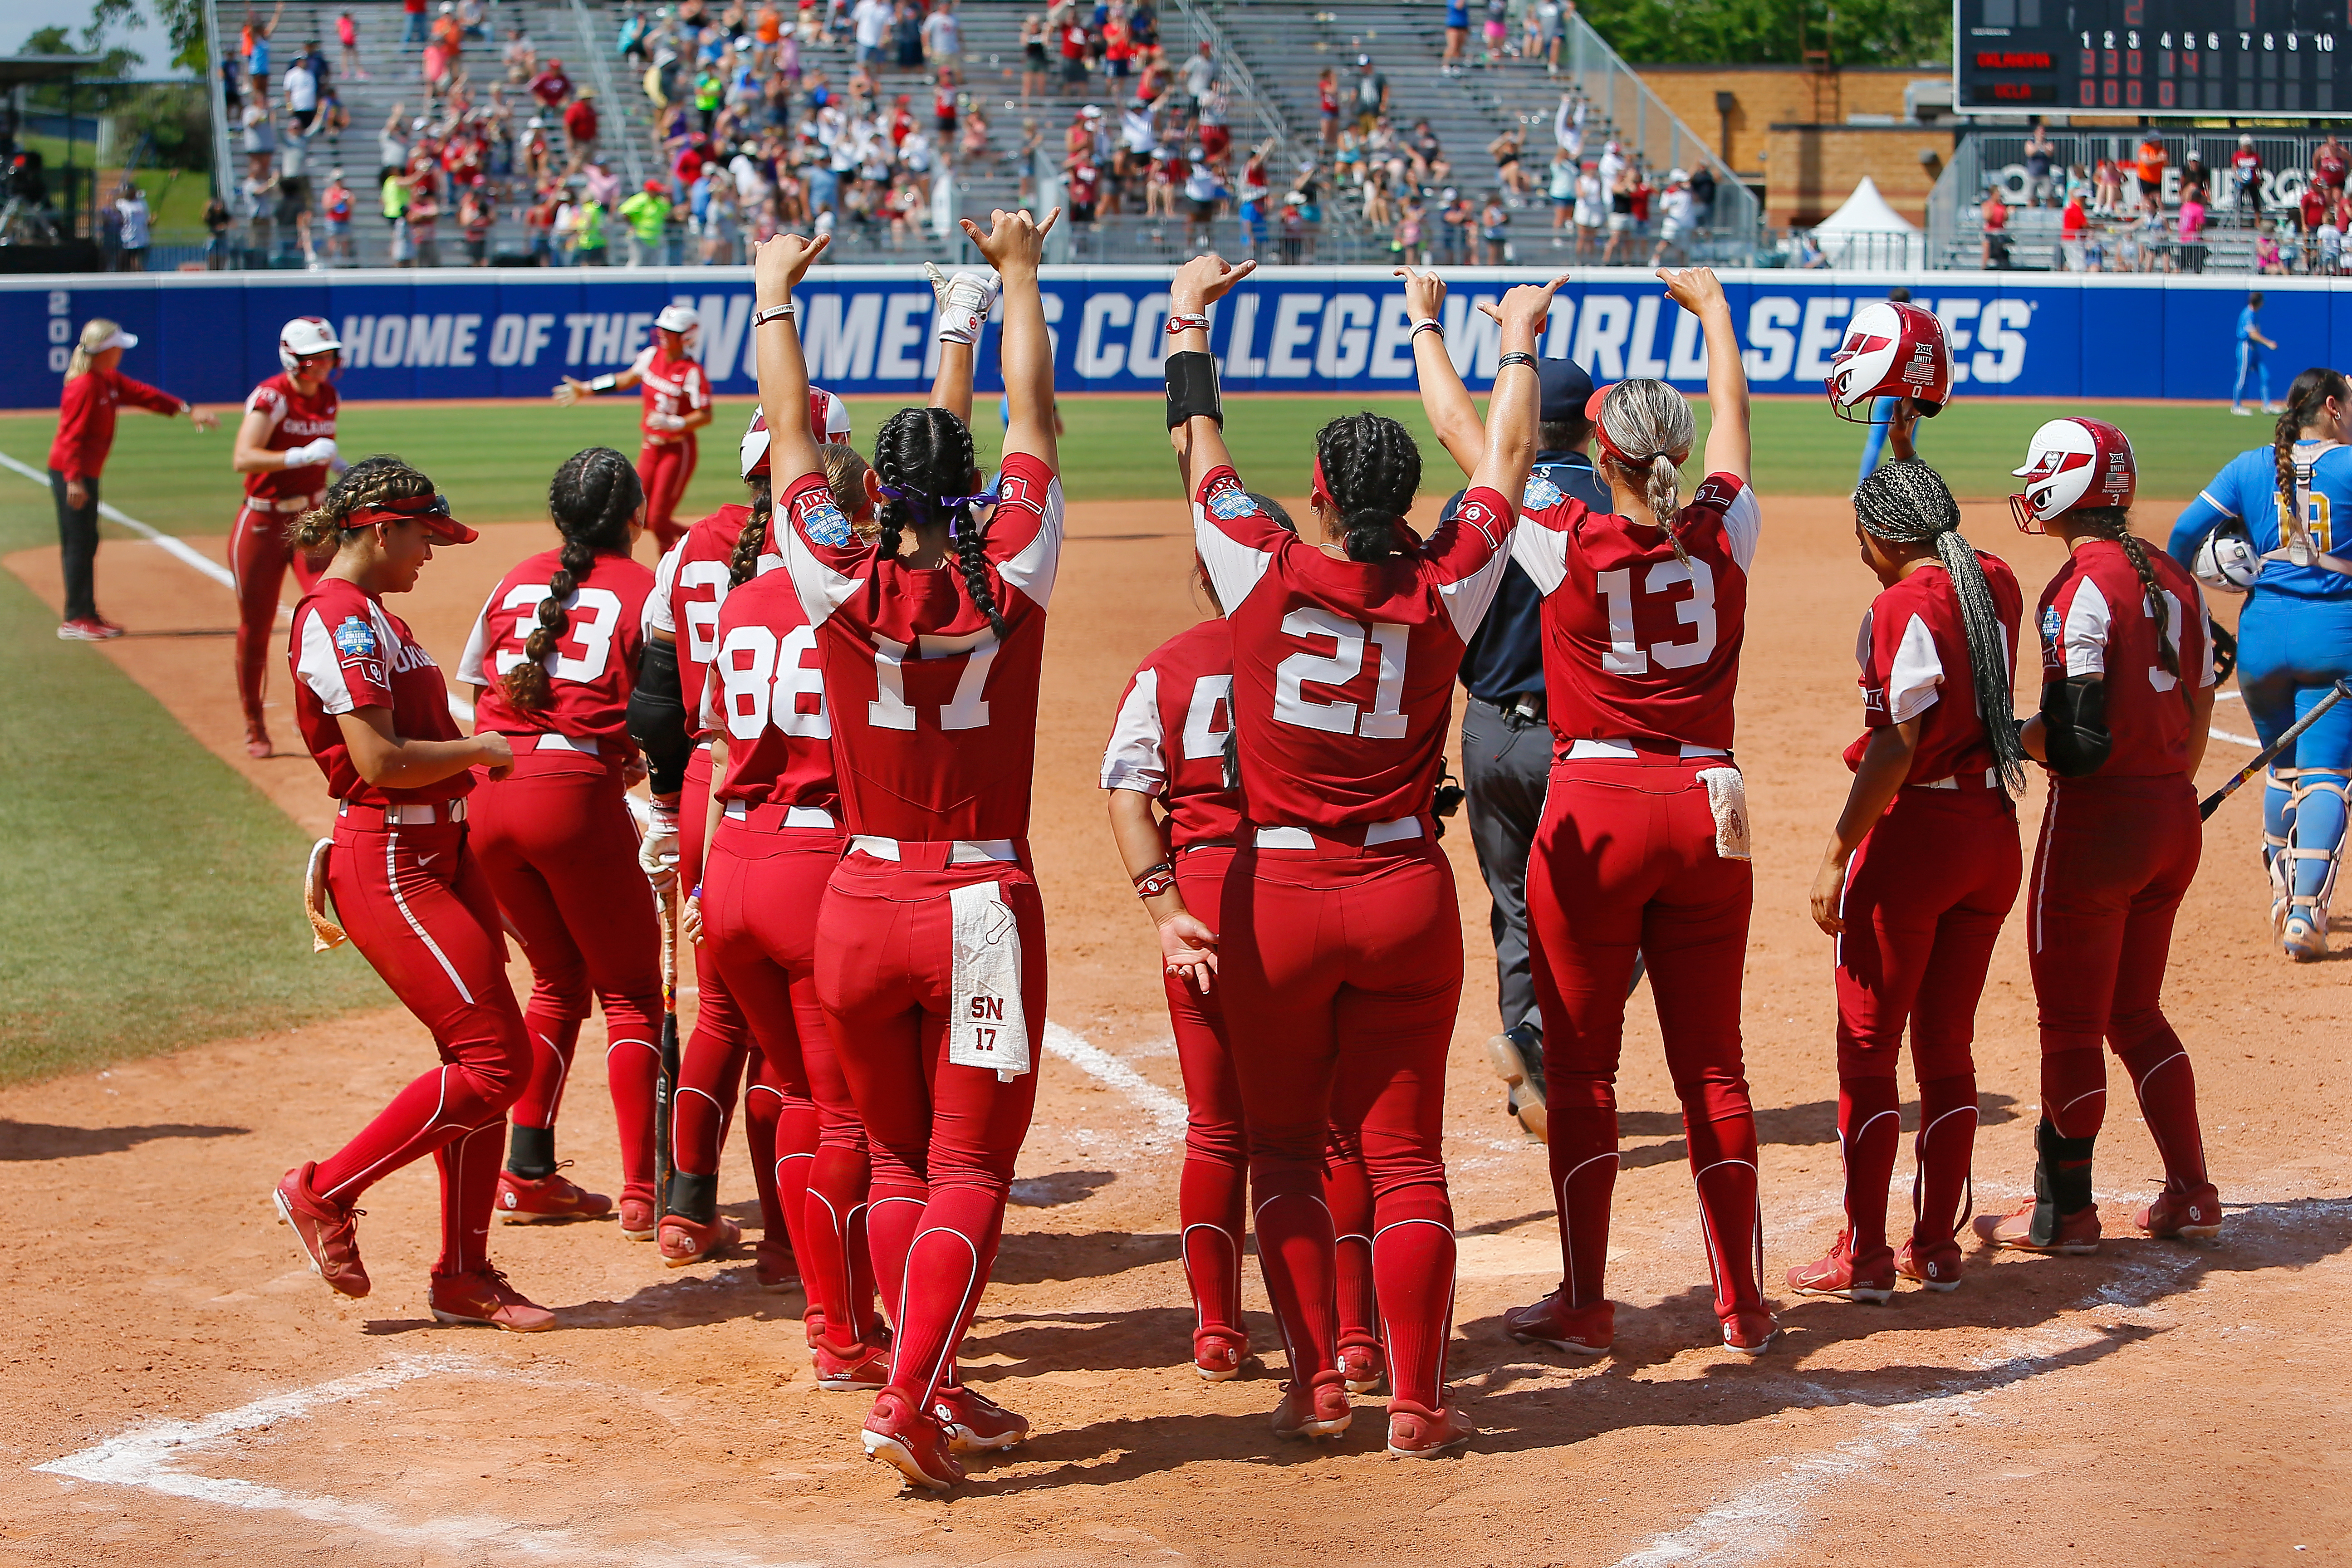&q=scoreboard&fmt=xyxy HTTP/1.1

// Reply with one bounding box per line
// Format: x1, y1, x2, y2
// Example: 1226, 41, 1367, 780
1955, 1, 2351, 115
